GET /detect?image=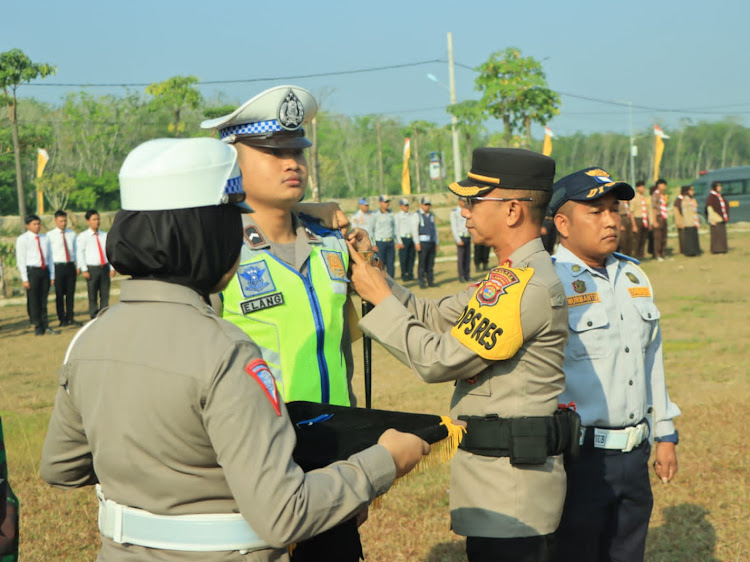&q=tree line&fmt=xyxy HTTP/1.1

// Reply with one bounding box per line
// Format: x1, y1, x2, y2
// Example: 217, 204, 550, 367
2, 48, 749, 219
